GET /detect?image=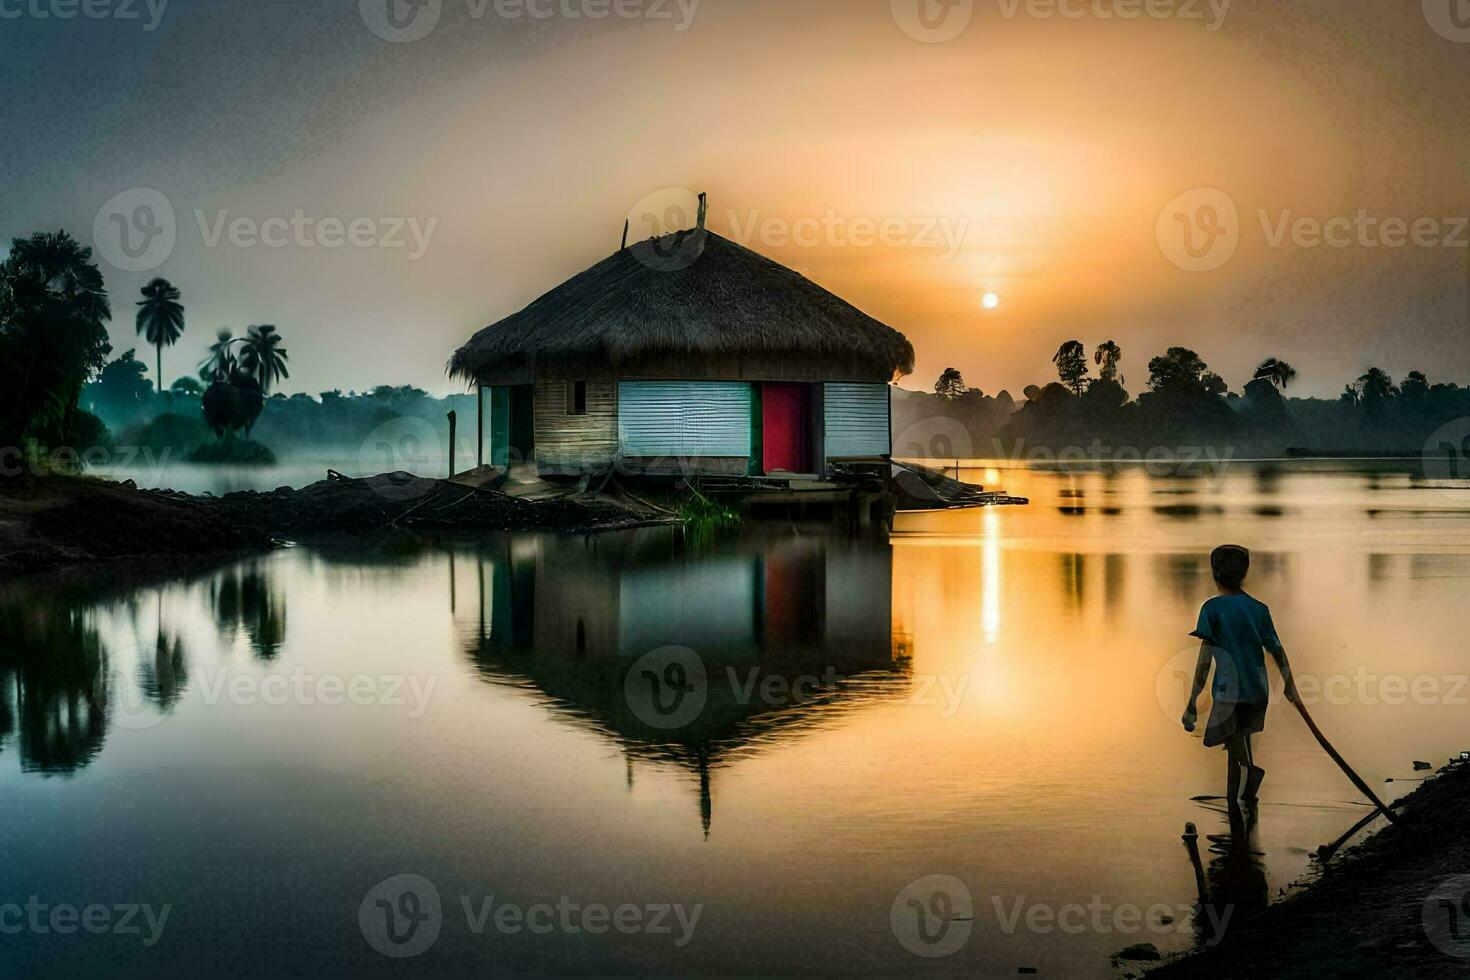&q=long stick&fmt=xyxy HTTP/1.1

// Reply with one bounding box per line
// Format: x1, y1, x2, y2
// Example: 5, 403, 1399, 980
1289, 697, 1400, 825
